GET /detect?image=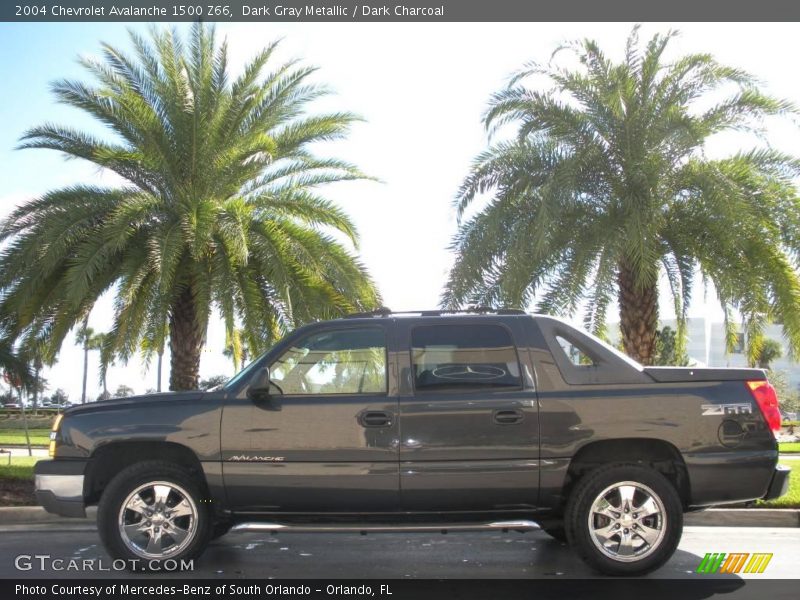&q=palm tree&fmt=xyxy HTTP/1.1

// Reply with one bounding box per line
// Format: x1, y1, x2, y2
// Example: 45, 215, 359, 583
24, 341, 50, 409
156, 349, 164, 392
140, 325, 167, 392
75, 326, 108, 403
0, 24, 379, 390
75, 324, 95, 404
223, 327, 249, 371
444, 27, 800, 365
755, 338, 783, 370
92, 332, 112, 397
0, 339, 33, 390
